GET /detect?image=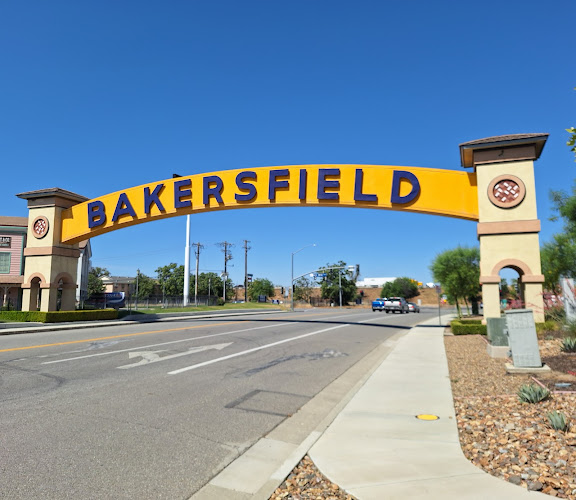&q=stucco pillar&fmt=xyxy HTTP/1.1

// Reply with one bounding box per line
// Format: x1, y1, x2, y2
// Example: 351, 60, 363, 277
16, 189, 89, 312
459, 134, 548, 323
40, 285, 58, 312
60, 286, 77, 311
481, 281, 501, 320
